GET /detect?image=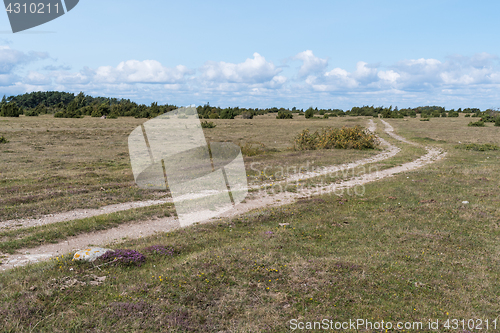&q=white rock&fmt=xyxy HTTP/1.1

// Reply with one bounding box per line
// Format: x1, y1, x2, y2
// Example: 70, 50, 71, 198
73, 247, 114, 262
462, 201, 469, 204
